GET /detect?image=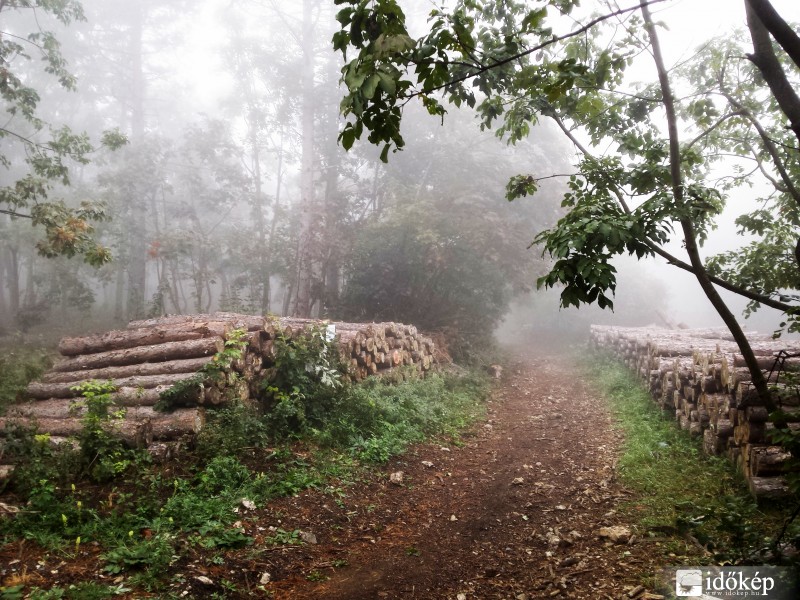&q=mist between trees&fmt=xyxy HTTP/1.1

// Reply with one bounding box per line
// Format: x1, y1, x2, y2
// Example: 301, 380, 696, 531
0, 0, 571, 354
1, 0, 797, 358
